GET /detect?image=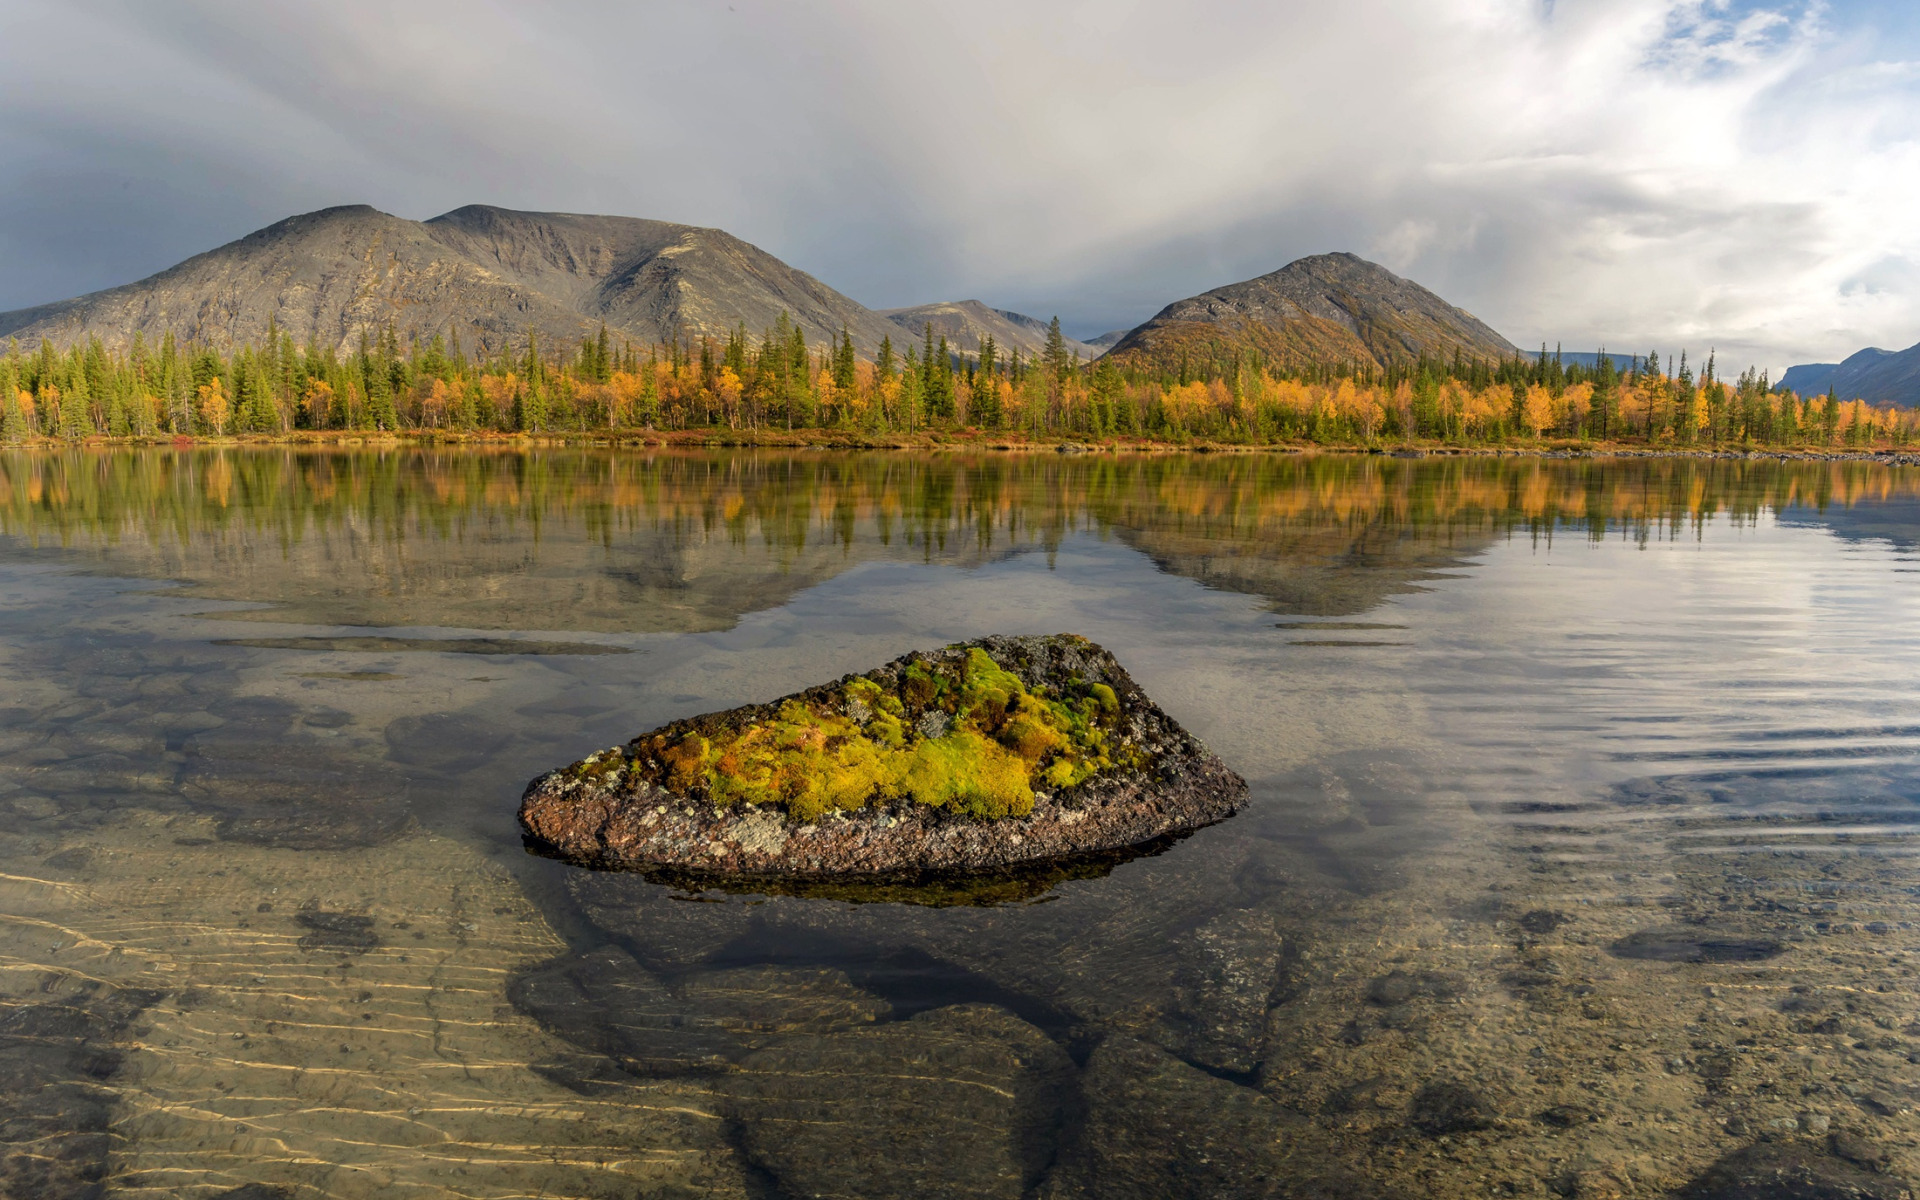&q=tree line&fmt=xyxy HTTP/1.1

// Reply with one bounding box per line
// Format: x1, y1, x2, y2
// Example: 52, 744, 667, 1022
2, 320, 1912, 449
